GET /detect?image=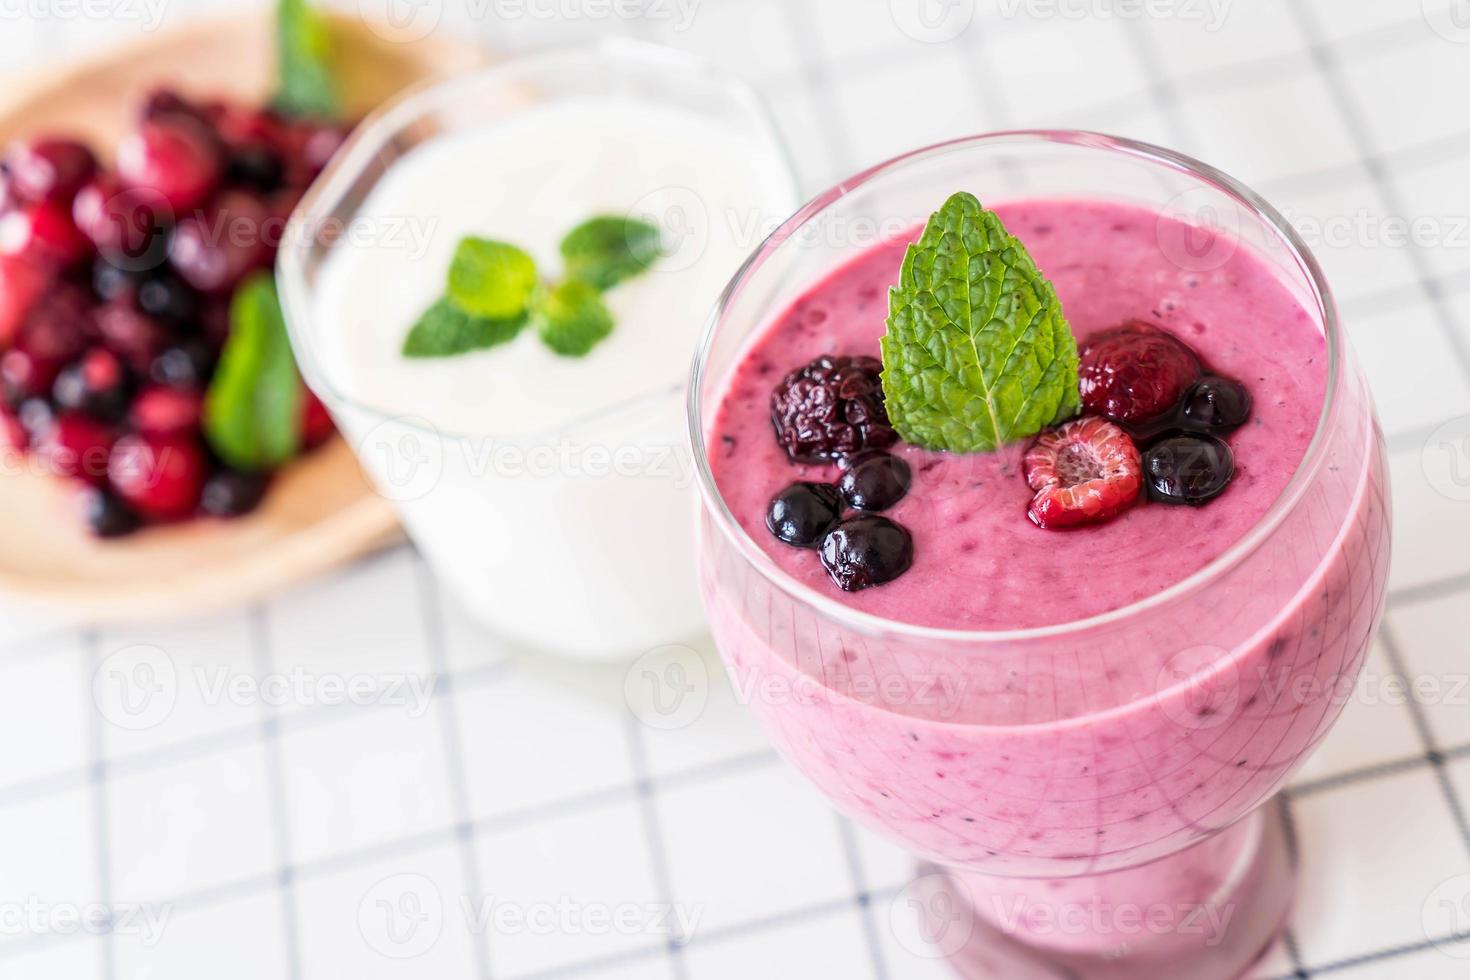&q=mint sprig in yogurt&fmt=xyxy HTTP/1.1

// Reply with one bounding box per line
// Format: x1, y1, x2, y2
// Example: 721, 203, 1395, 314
402, 215, 662, 359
